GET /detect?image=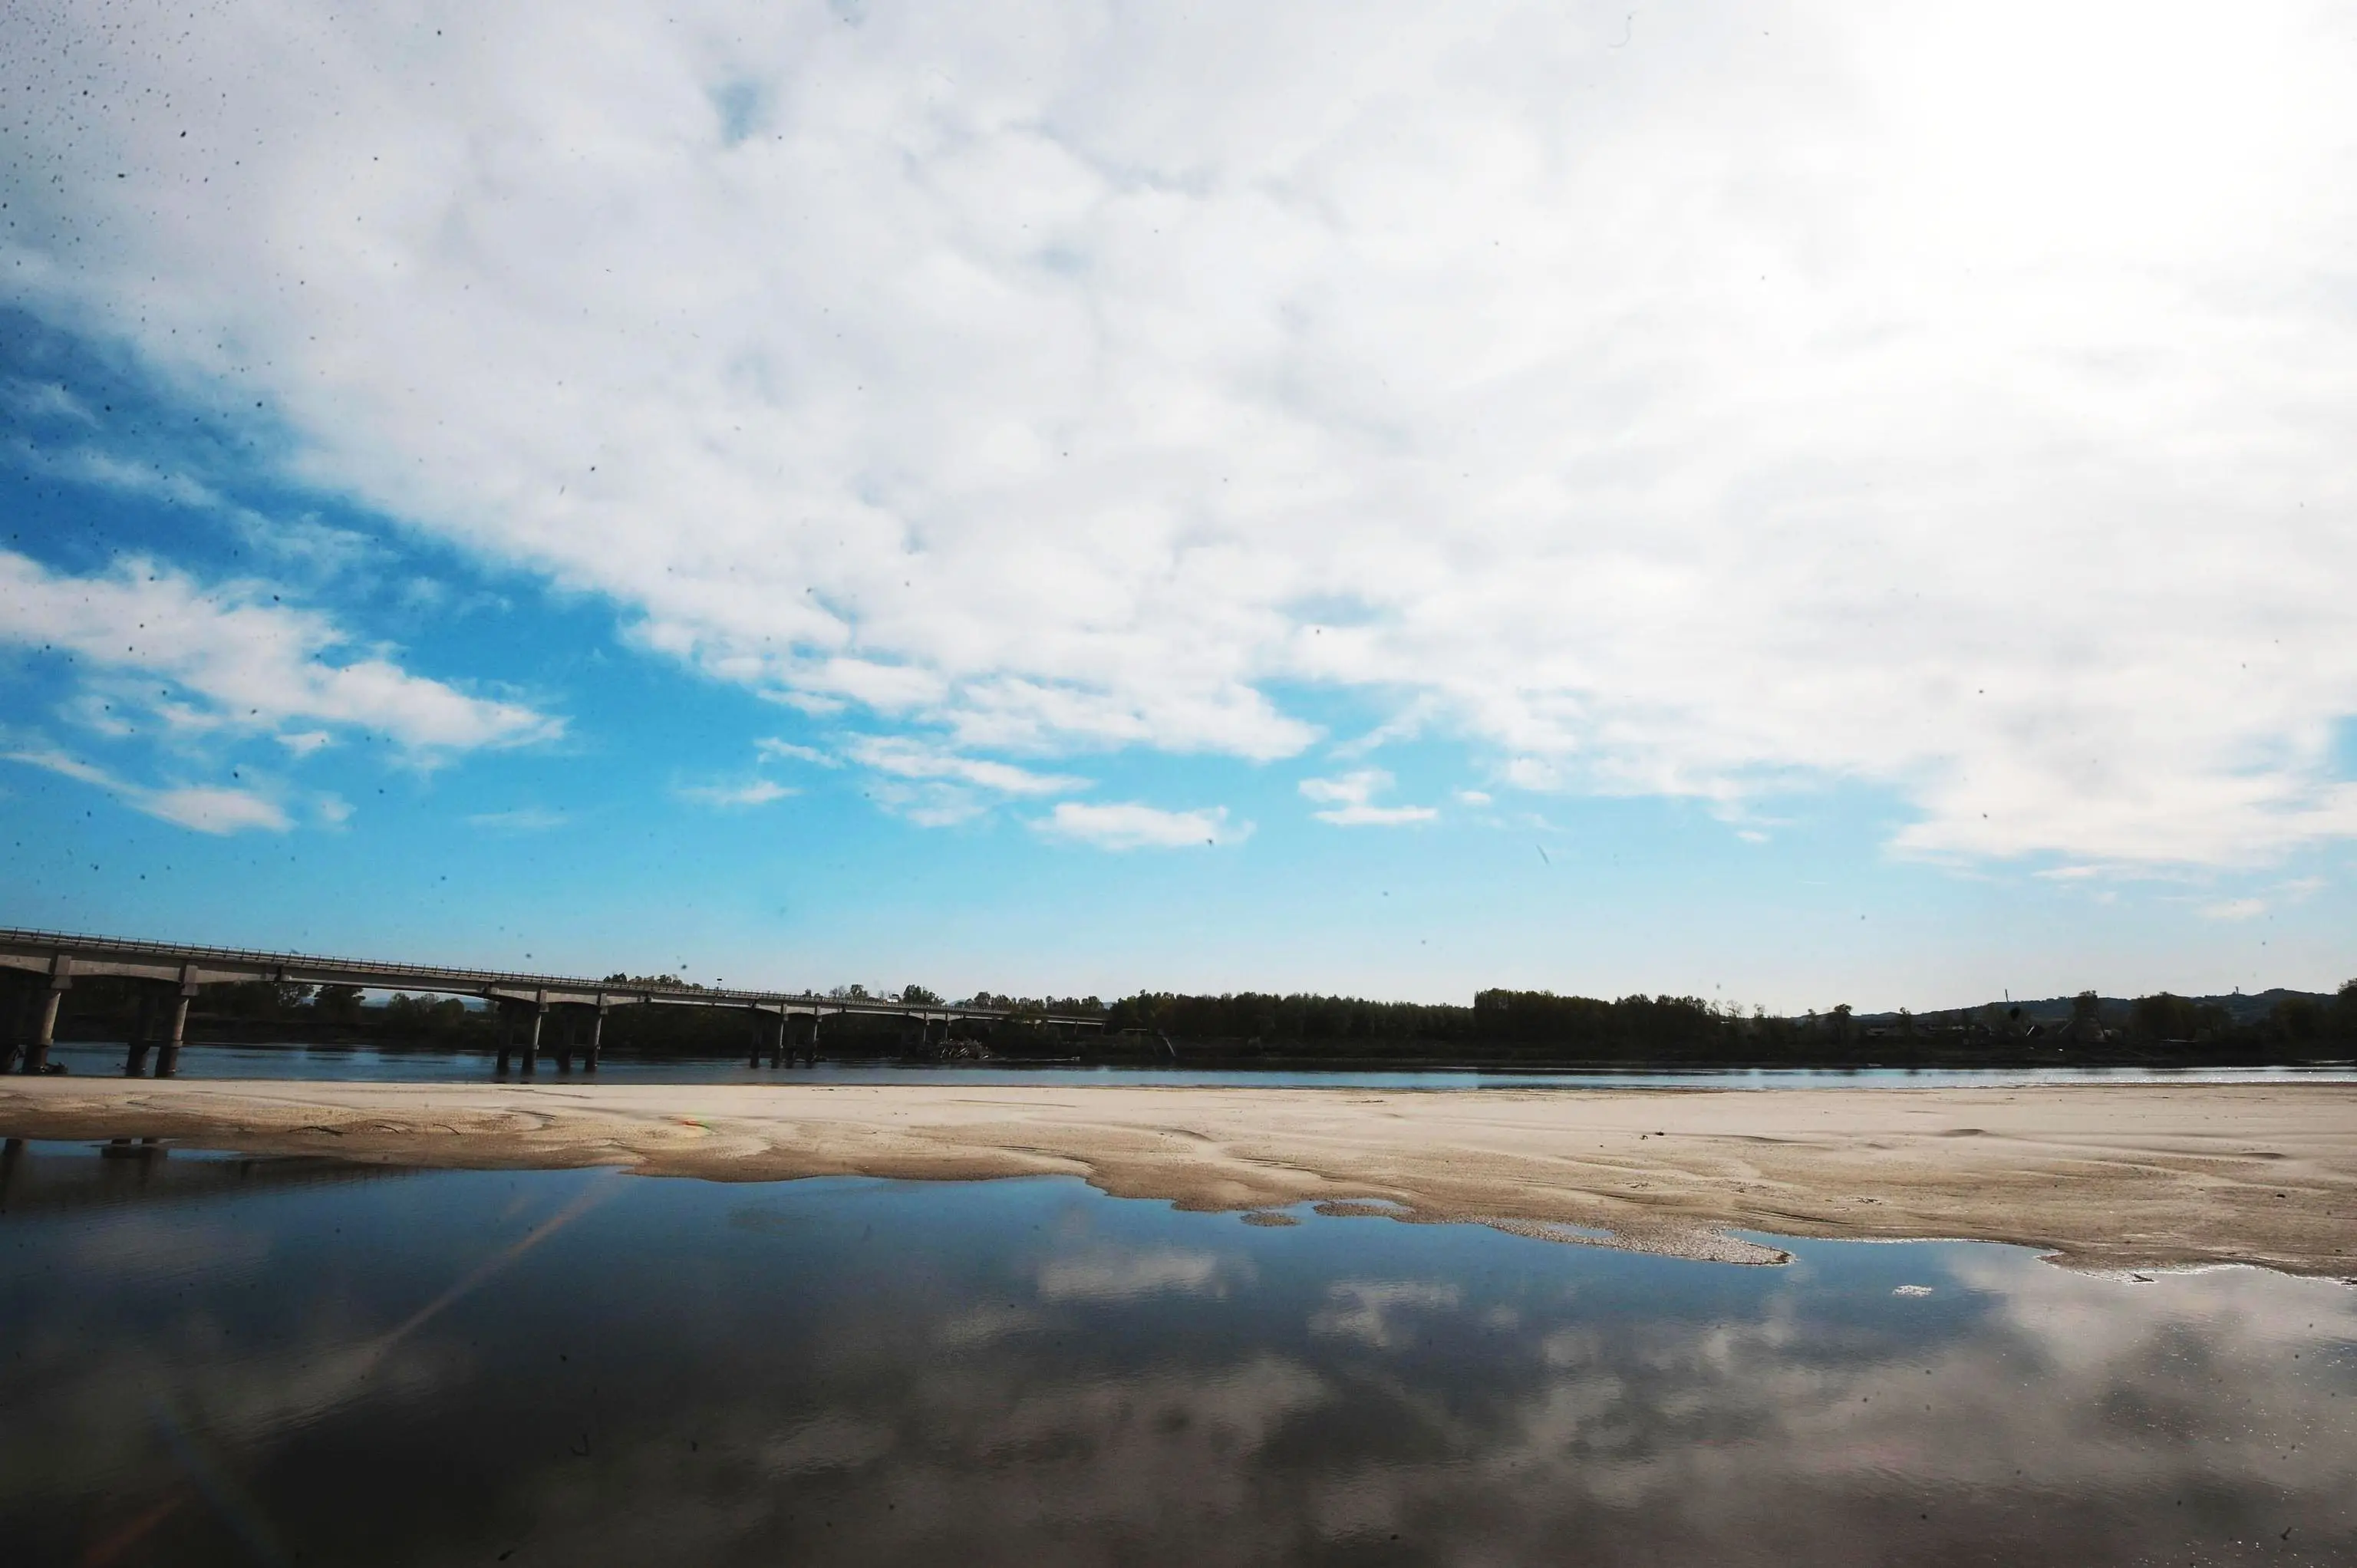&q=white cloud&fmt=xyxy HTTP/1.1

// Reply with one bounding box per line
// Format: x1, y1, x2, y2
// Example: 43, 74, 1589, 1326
755, 737, 840, 767
1, 746, 290, 834
678, 778, 795, 808
2201, 898, 2266, 922
8, 2, 2357, 864
1501, 758, 1566, 793
868, 780, 988, 828
845, 735, 1086, 797
1454, 789, 1493, 807
1037, 801, 1245, 850
2, 379, 95, 424
0, 552, 561, 754
1316, 804, 1436, 828
1300, 769, 1438, 827
143, 784, 293, 834
1300, 771, 1384, 807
